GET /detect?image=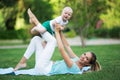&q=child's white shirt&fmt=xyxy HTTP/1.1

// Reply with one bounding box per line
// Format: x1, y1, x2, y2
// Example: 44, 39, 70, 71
50, 16, 68, 31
